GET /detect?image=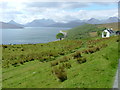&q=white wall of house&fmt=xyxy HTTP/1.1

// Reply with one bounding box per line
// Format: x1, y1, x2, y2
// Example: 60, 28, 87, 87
102, 30, 110, 38
102, 29, 116, 38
